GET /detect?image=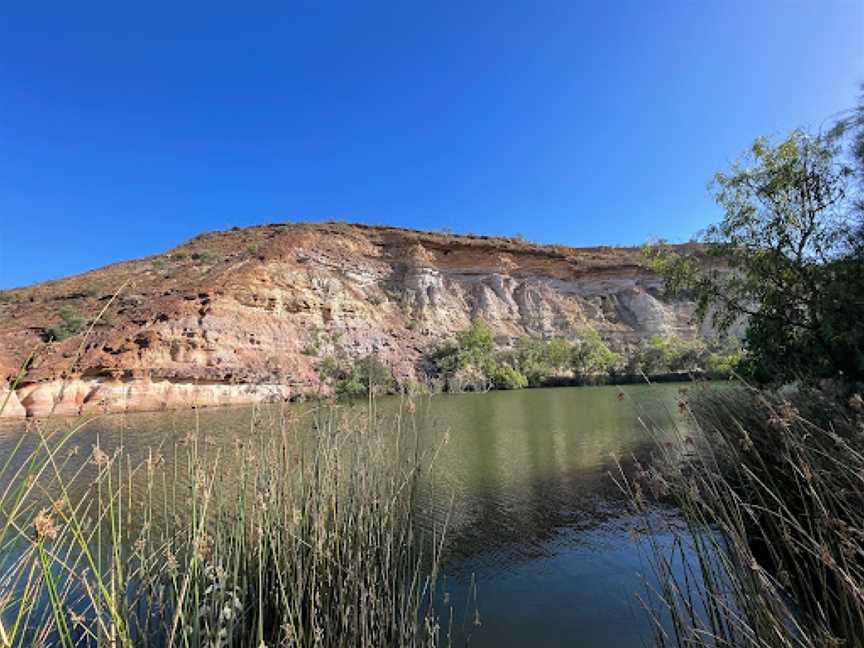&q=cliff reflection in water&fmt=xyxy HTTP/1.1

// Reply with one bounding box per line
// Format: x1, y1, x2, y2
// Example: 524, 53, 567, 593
408, 384, 683, 575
